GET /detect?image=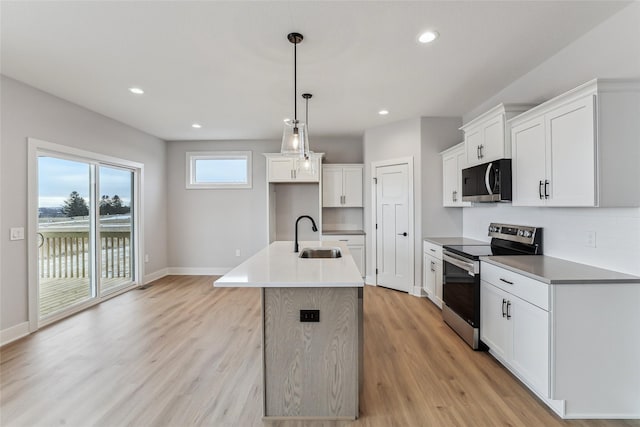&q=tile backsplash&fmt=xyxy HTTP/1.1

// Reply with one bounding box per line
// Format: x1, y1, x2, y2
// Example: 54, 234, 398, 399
463, 204, 640, 276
